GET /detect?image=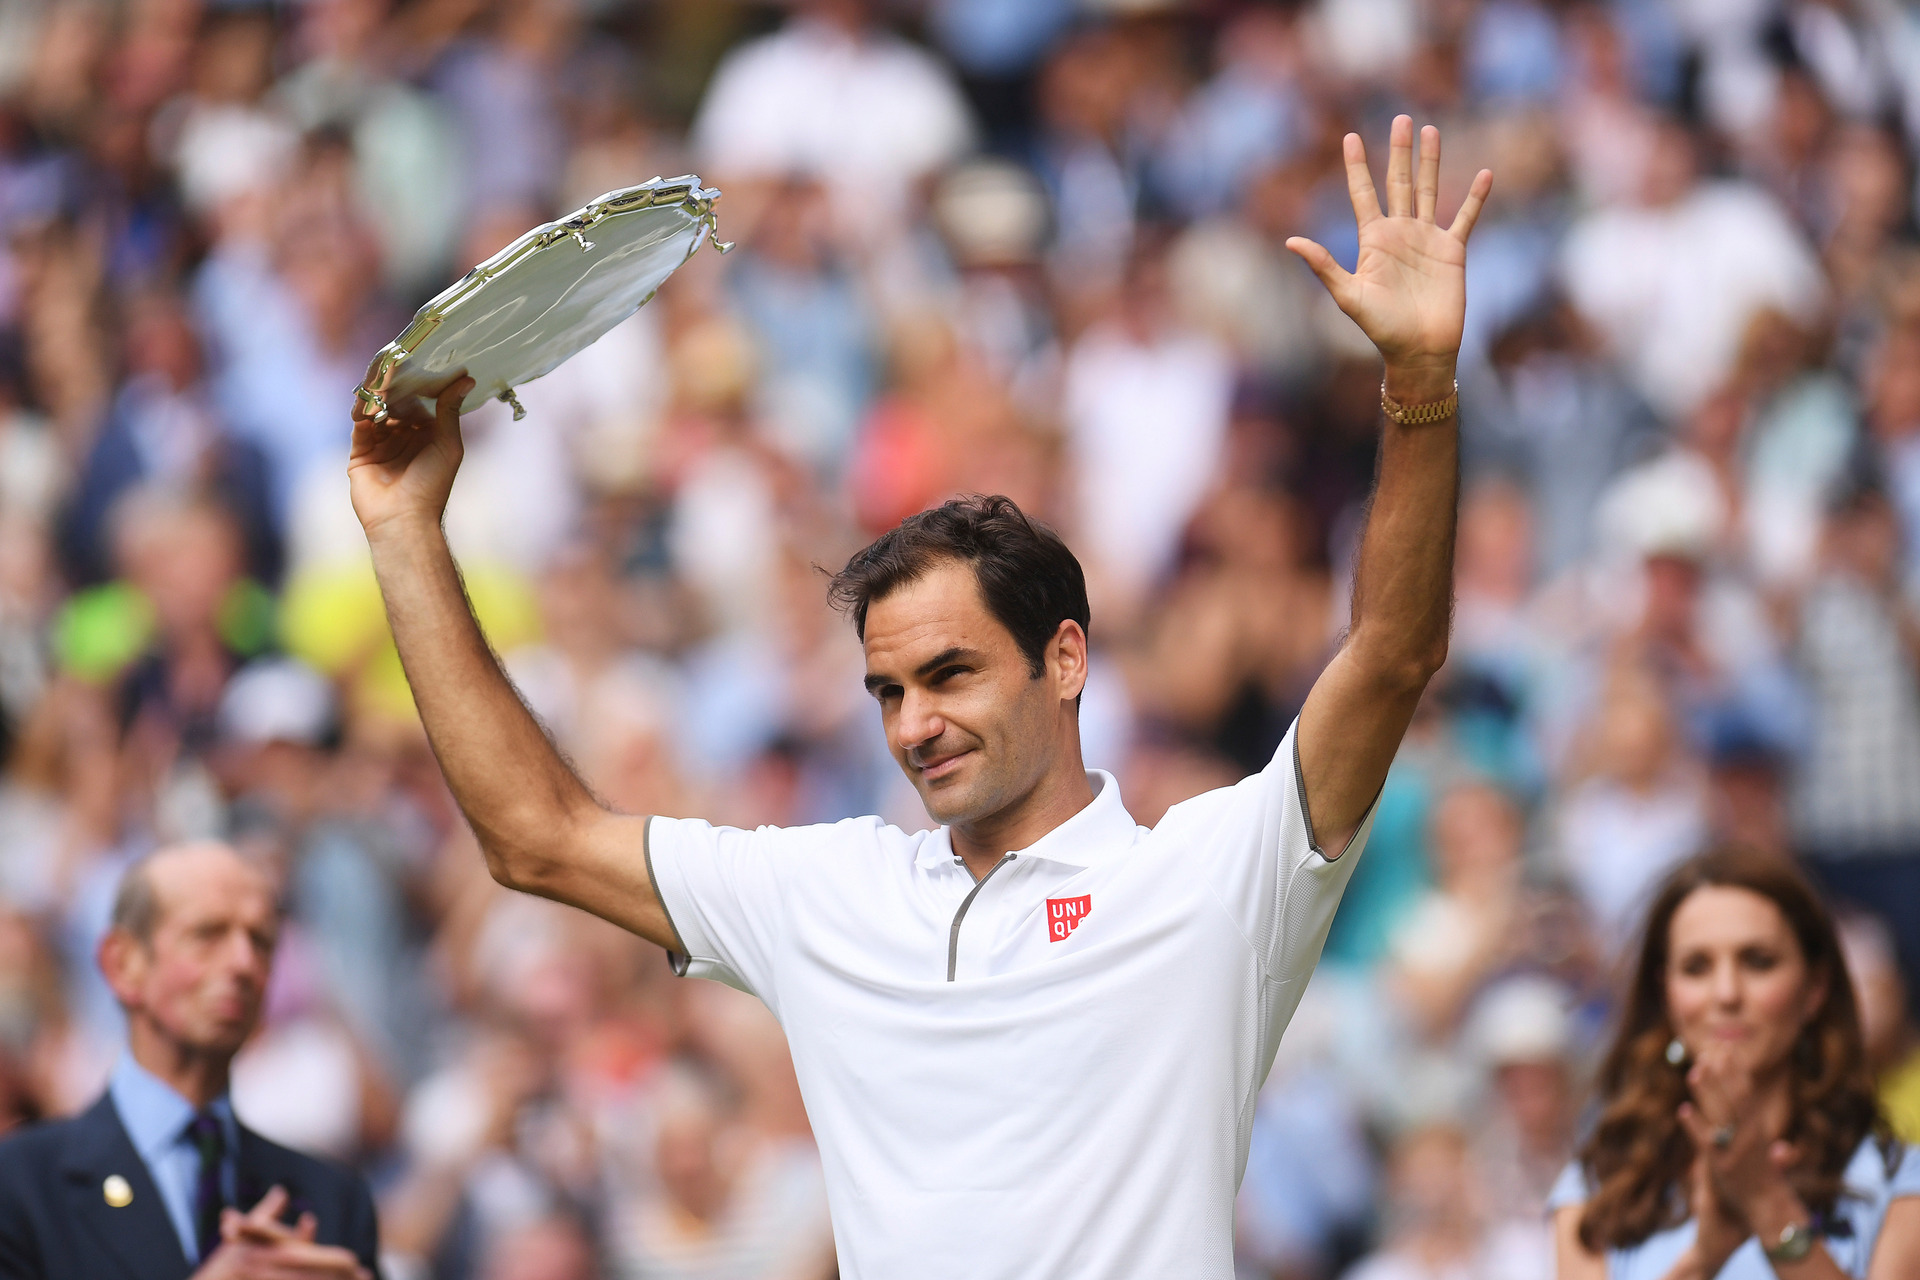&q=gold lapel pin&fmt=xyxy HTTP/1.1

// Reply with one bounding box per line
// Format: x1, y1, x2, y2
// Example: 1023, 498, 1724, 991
102, 1174, 133, 1208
